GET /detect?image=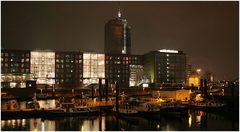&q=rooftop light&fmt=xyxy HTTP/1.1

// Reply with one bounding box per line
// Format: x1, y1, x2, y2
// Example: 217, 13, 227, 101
159, 49, 178, 53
